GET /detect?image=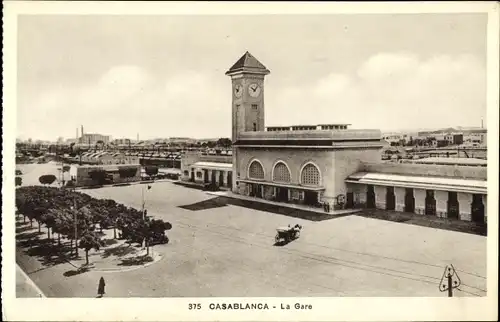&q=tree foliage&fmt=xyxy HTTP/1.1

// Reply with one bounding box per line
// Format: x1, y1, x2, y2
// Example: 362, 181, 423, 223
15, 186, 173, 260
79, 231, 102, 265
118, 167, 138, 179
144, 166, 159, 177
15, 176, 23, 187
39, 174, 57, 186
